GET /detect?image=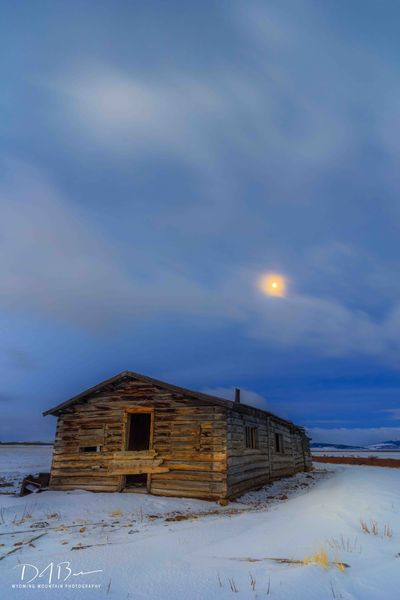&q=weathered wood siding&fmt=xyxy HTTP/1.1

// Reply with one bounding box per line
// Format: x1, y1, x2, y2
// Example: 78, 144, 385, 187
226, 411, 270, 498
268, 419, 297, 479
49, 374, 311, 501
226, 411, 311, 498
50, 378, 228, 500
